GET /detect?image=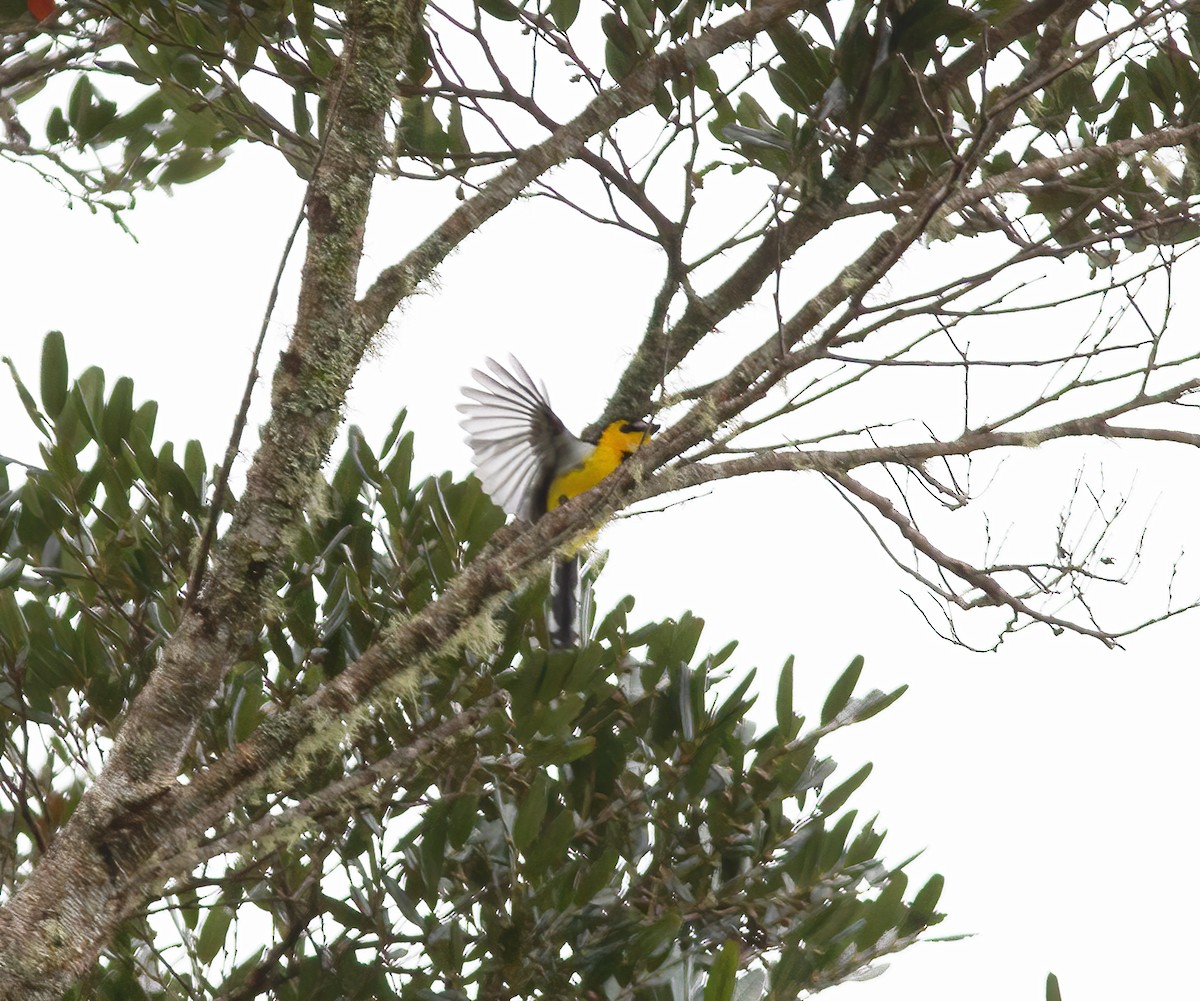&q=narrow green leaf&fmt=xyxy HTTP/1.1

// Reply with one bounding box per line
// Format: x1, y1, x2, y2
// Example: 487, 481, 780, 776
197, 905, 232, 963
821, 655, 864, 725
40, 331, 68, 420
732, 969, 767, 1001
776, 654, 796, 737
176, 885, 200, 931
907, 872, 944, 925
860, 871, 907, 946
379, 408, 408, 457
574, 846, 620, 905
131, 399, 158, 470
183, 439, 206, 494
818, 762, 872, 815
101, 376, 134, 452
446, 794, 478, 850
513, 772, 549, 852
46, 106, 69, 144
4, 356, 49, 436
633, 910, 682, 960
0, 591, 27, 646
0, 558, 23, 589
446, 100, 469, 163
478, 0, 520, 20
66, 76, 94, 132
294, 0, 314, 37
74, 366, 106, 444
524, 808, 574, 878
1046, 973, 1063, 1001
850, 684, 907, 722
418, 800, 449, 903
704, 940, 739, 1001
